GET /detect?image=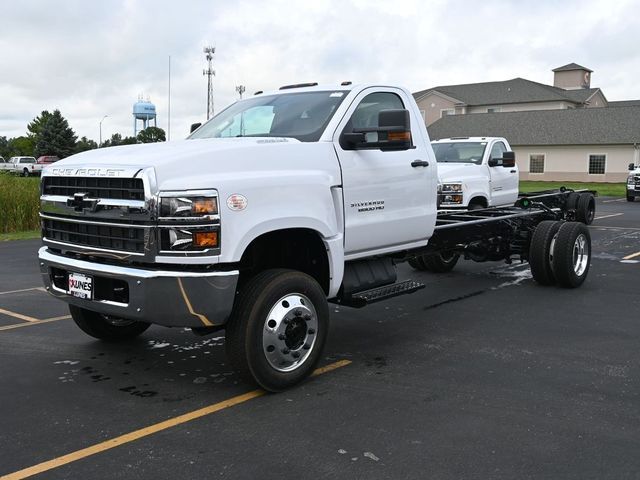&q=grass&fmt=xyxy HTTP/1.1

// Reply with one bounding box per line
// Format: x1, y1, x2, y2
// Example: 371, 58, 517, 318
0, 230, 40, 241
519, 181, 626, 197
0, 173, 41, 234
